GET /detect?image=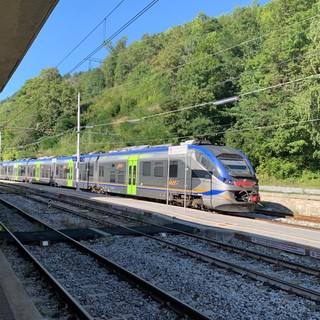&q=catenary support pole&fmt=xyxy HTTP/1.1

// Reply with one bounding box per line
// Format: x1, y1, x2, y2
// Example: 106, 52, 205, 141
76, 93, 80, 191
